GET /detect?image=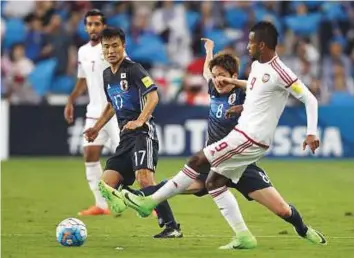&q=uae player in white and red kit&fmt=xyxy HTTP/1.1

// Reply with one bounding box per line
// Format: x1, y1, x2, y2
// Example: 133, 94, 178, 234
119, 22, 327, 248
64, 10, 119, 216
